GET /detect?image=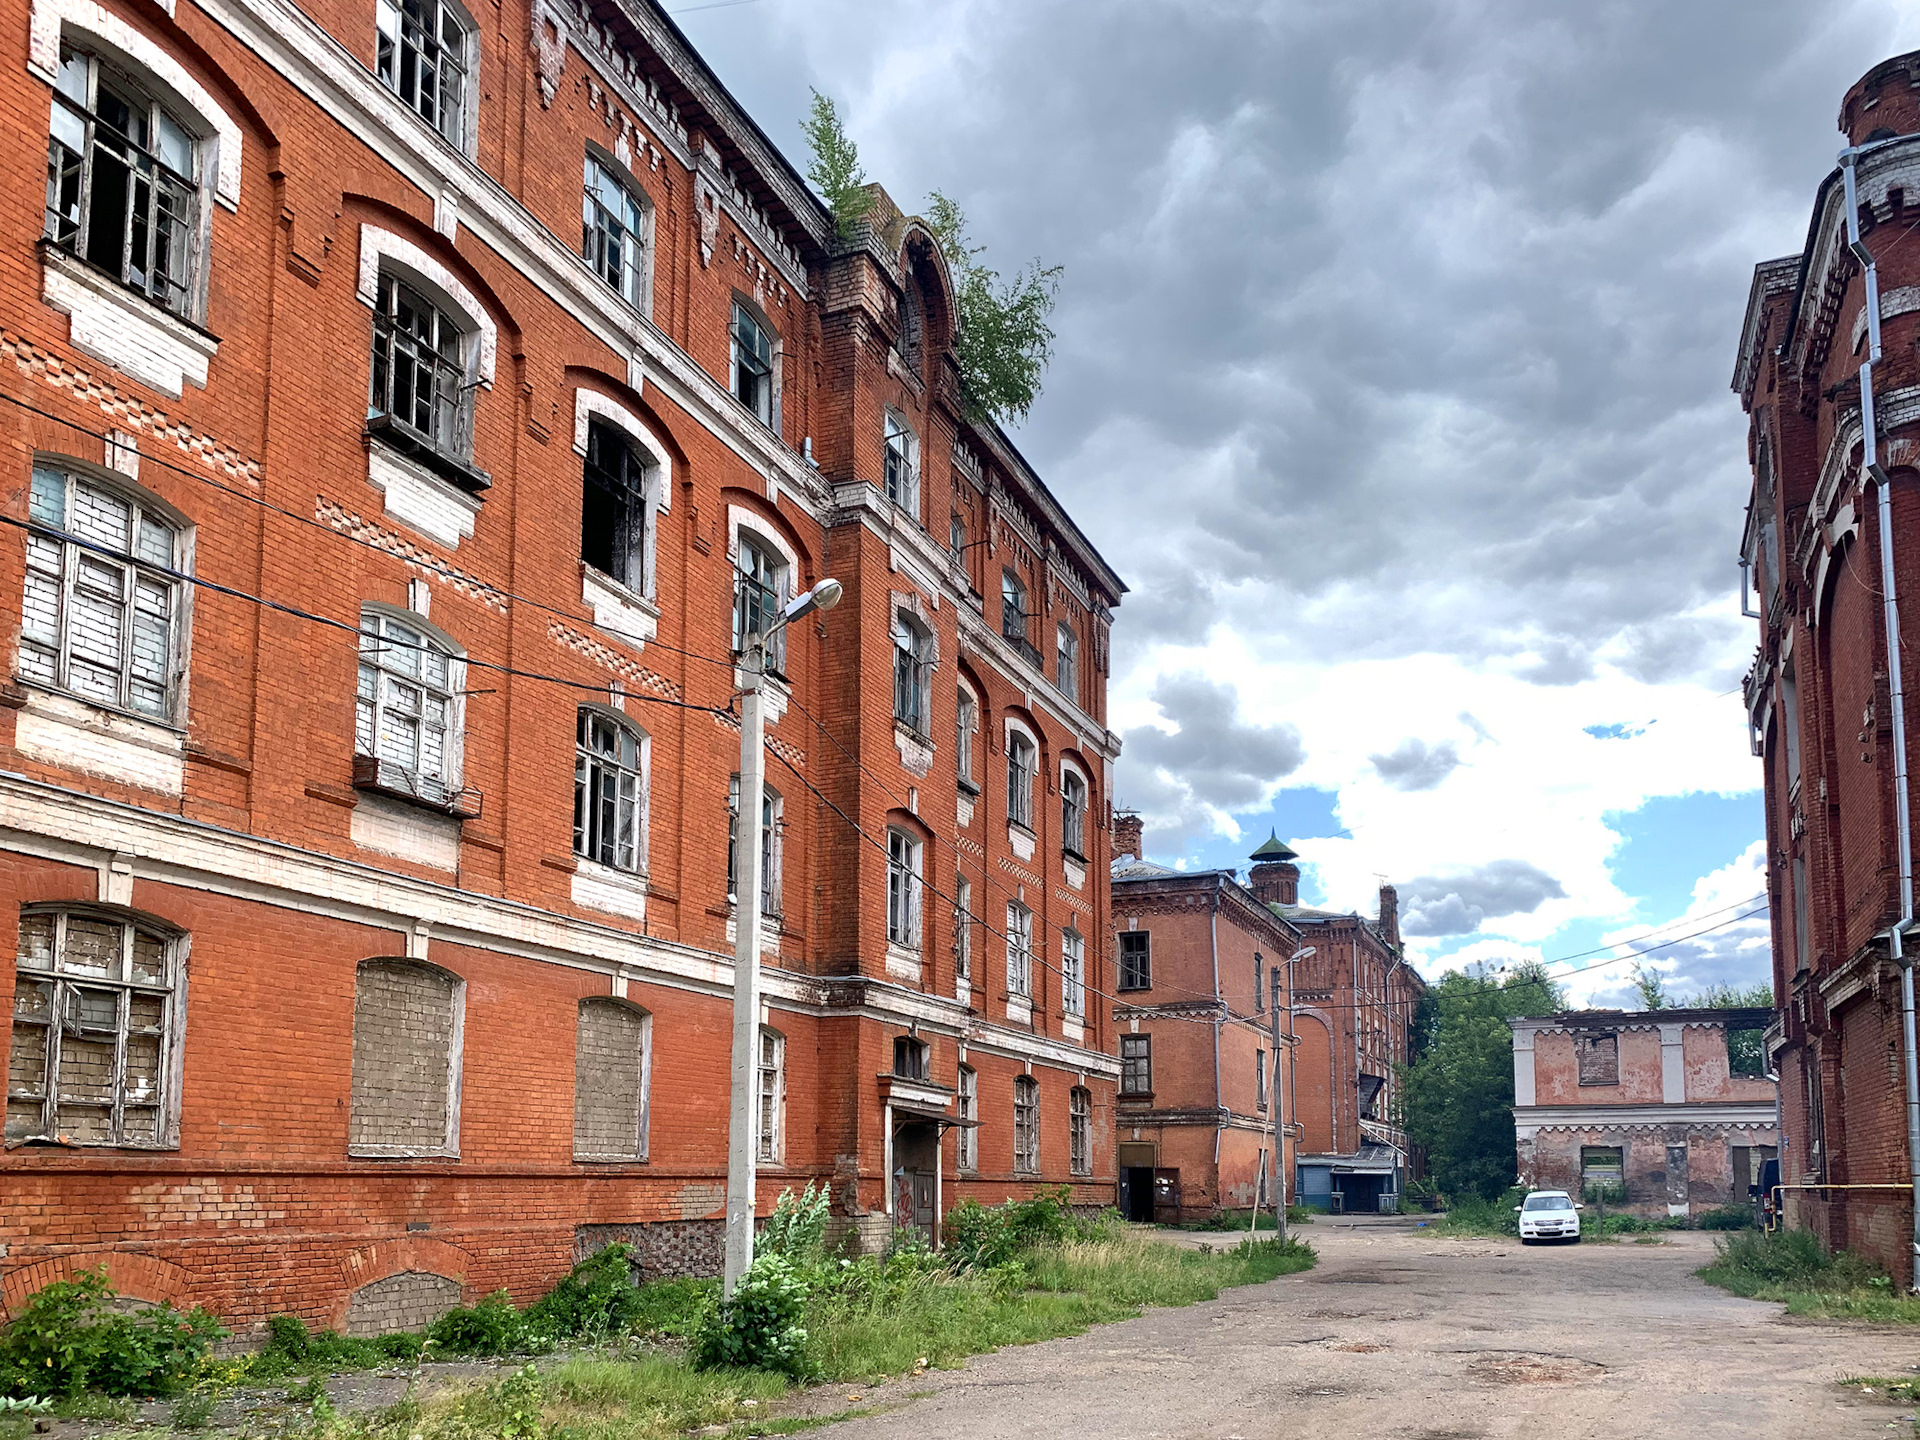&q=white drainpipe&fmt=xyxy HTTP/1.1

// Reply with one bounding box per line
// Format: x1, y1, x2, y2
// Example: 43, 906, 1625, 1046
1840, 140, 1920, 1284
